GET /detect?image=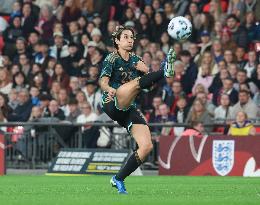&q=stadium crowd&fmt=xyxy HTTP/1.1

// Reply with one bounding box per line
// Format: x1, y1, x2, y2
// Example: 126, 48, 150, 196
0, 0, 260, 142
